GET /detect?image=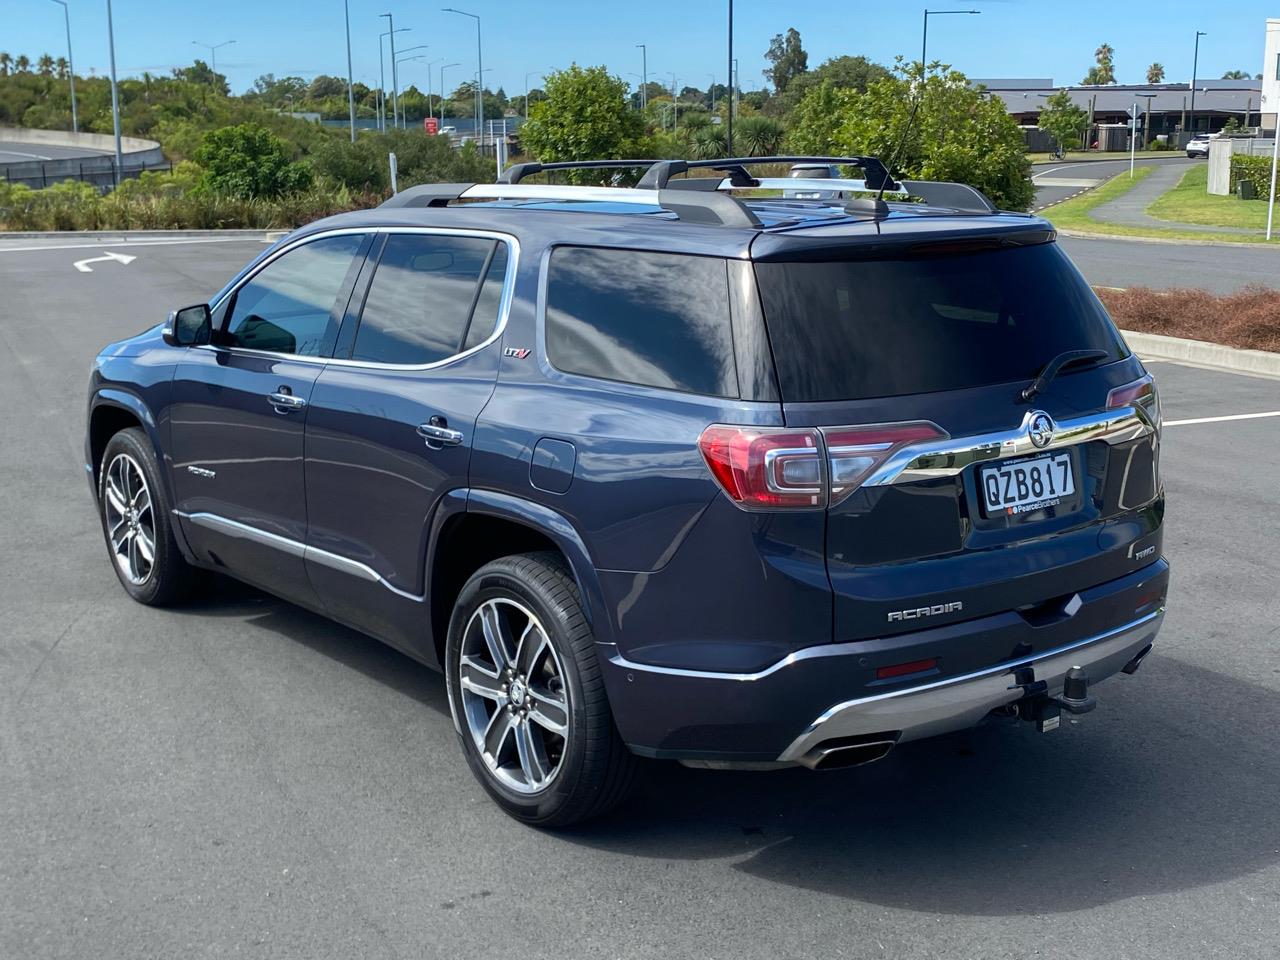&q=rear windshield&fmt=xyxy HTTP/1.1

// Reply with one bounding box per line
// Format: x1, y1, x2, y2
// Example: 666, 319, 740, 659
755, 242, 1126, 402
